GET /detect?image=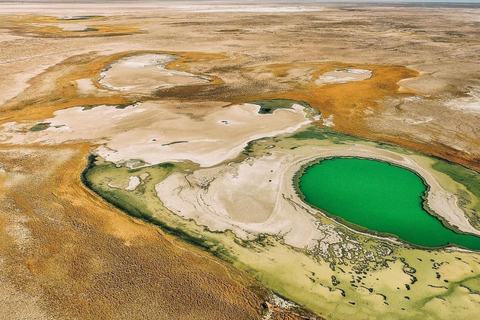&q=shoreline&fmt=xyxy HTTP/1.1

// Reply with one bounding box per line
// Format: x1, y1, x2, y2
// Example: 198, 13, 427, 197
293, 155, 480, 251
288, 145, 480, 239
152, 135, 480, 251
